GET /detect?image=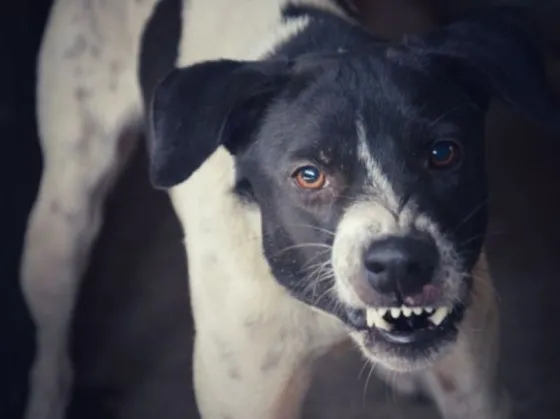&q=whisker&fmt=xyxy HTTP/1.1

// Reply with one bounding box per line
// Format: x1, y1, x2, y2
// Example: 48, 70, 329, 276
306, 264, 333, 299
285, 223, 336, 236
362, 362, 378, 408
358, 359, 370, 380
429, 103, 477, 127
299, 250, 331, 272
299, 259, 334, 303
271, 242, 332, 258
458, 229, 510, 249
452, 199, 489, 234
311, 282, 336, 307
